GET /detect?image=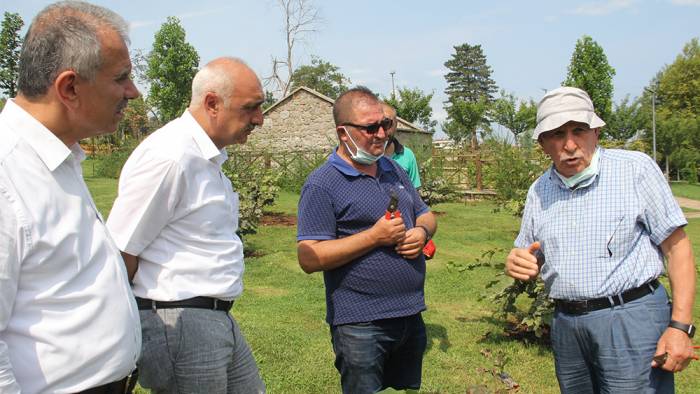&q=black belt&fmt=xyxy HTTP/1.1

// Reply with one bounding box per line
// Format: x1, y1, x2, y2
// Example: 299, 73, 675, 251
554, 279, 660, 315
135, 296, 233, 312
75, 376, 128, 394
